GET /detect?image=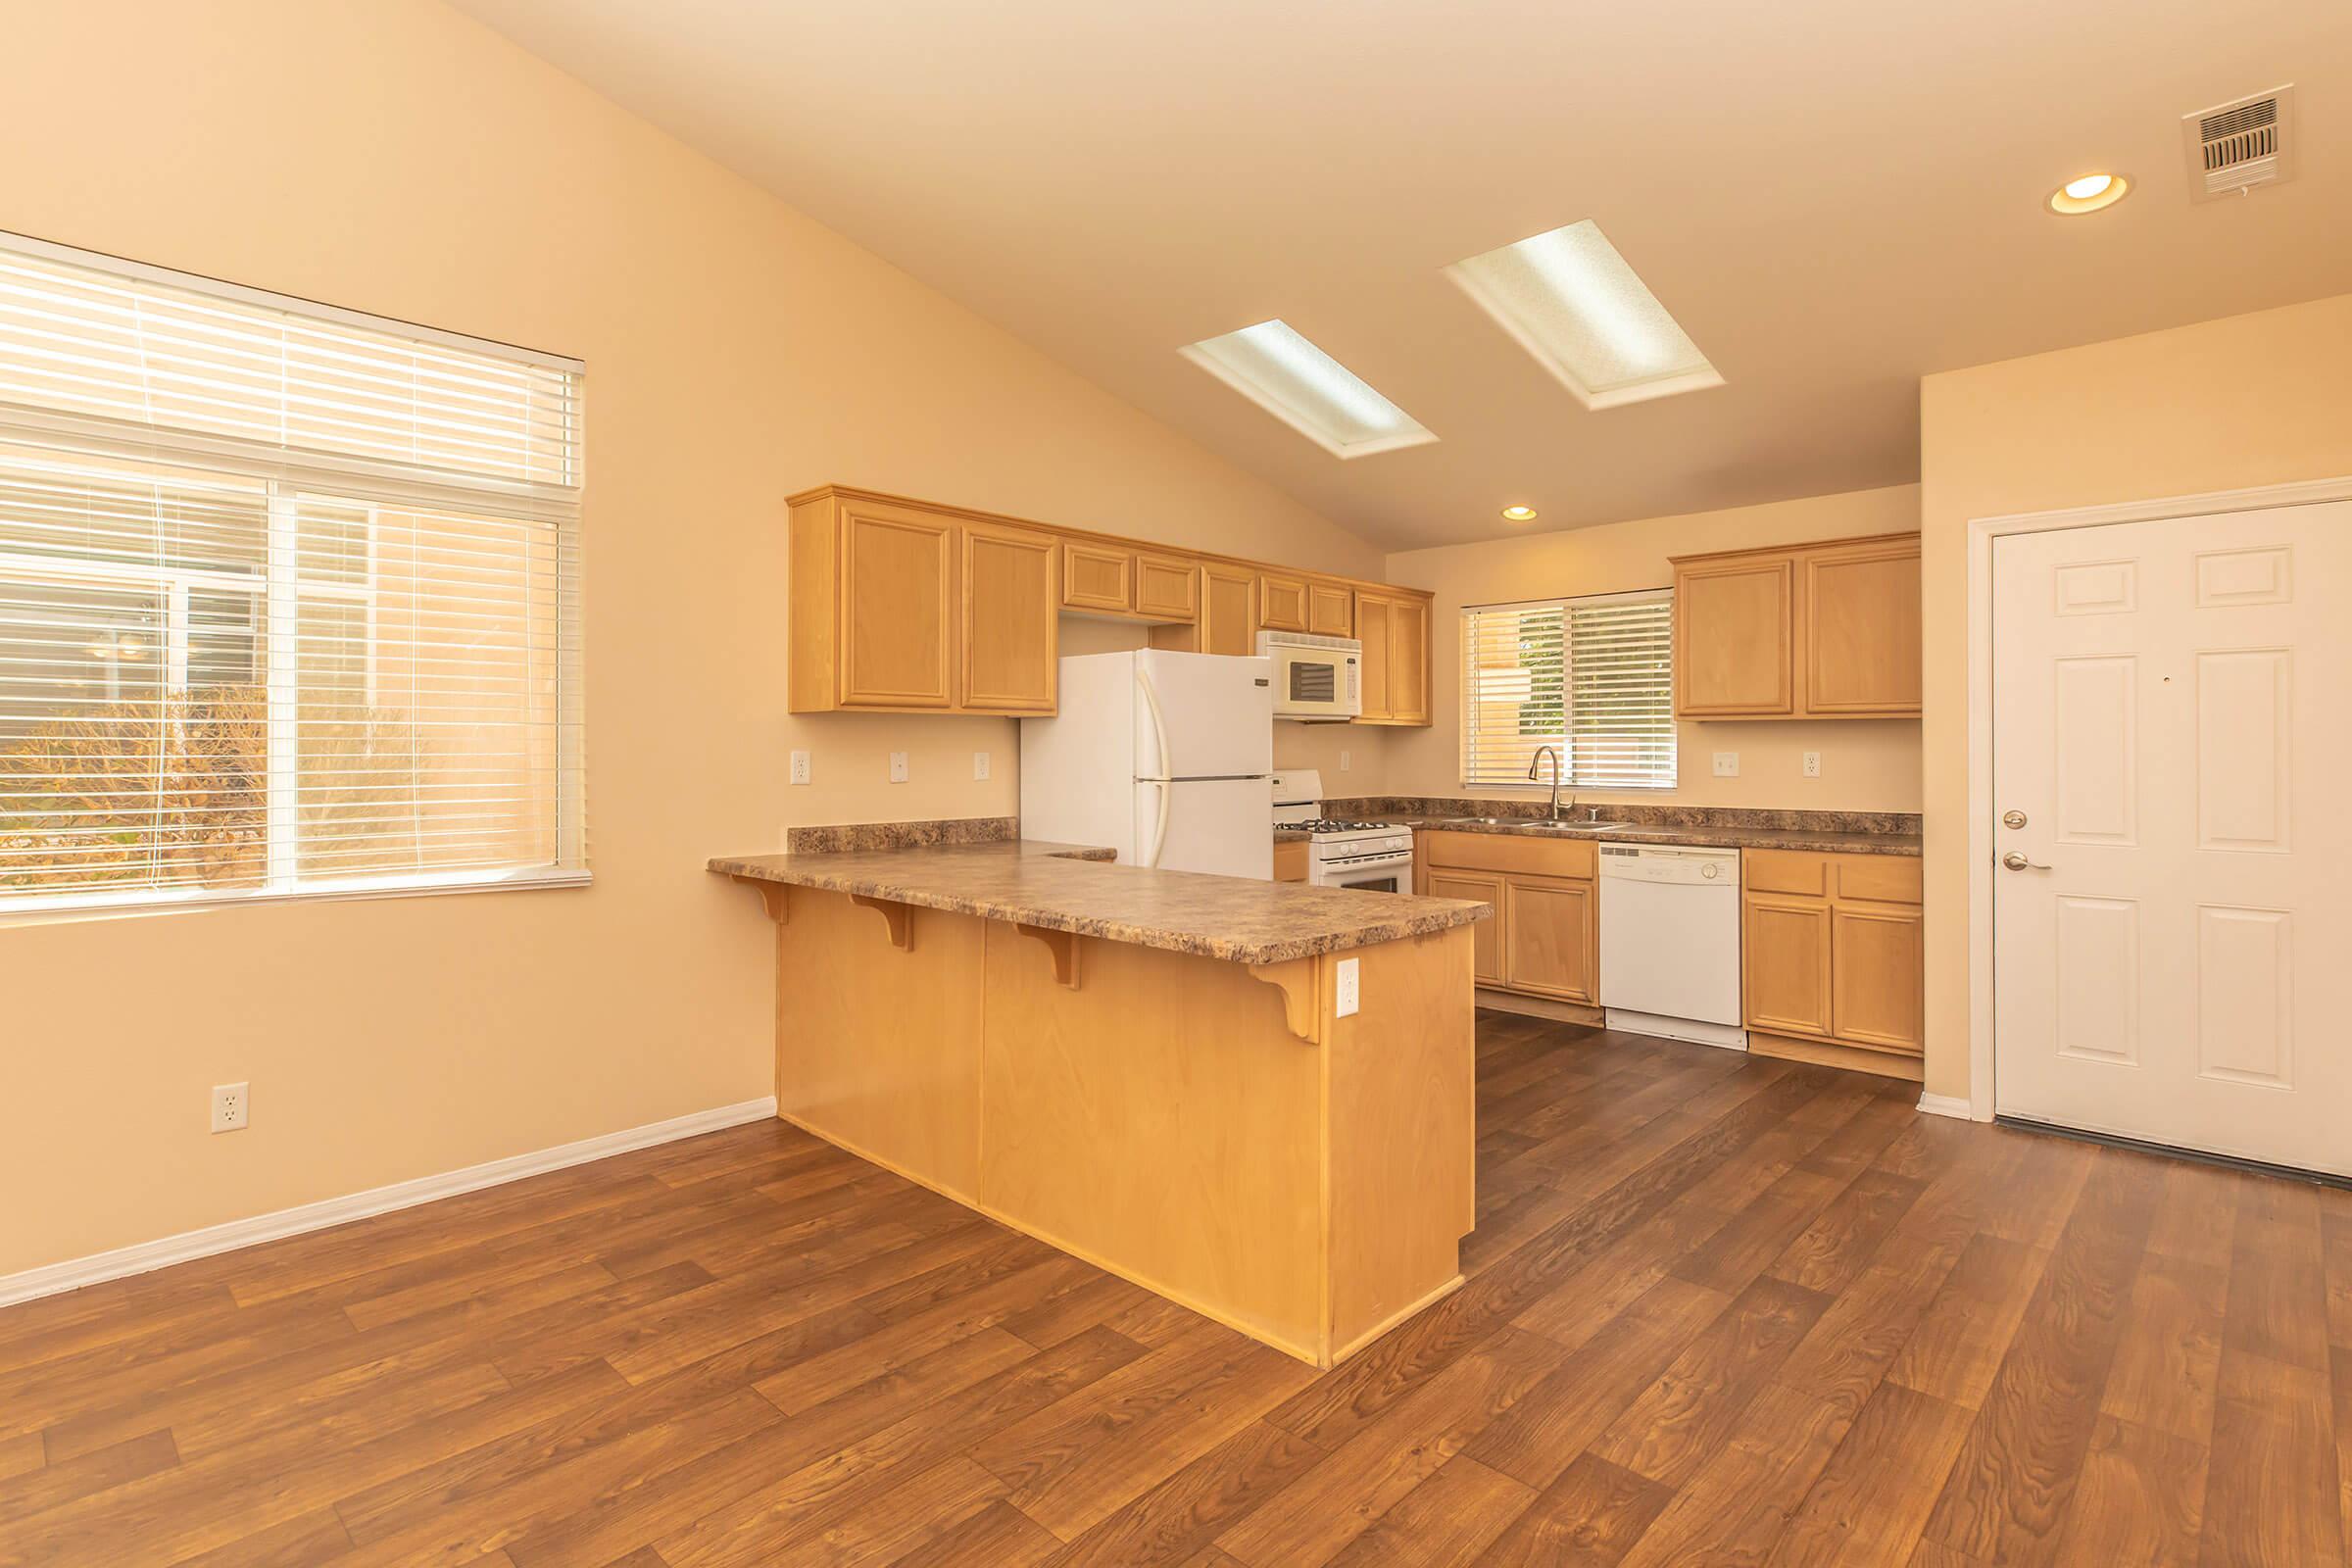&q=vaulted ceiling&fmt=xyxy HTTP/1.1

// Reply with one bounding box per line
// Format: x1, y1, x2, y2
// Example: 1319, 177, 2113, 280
454, 0, 2352, 548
